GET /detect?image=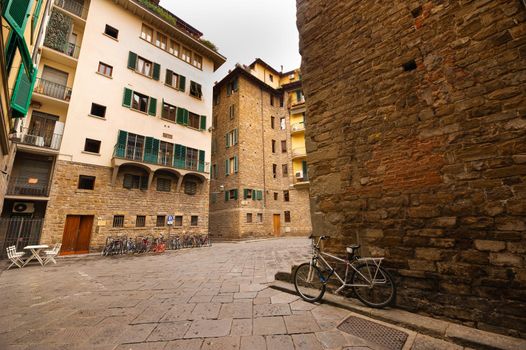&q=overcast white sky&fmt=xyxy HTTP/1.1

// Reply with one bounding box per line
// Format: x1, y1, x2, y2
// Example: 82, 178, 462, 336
161, 0, 302, 81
